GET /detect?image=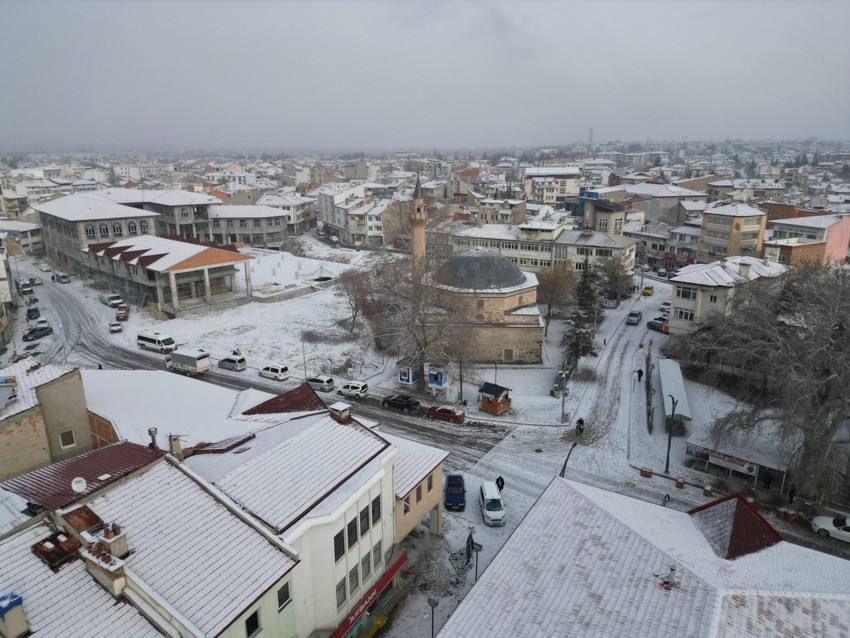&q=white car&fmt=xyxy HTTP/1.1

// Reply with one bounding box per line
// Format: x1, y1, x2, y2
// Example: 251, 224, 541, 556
337, 381, 368, 399
811, 516, 850, 542
38, 263, 51, 273
108, 321, 123, 333
259, 364, 289, 381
